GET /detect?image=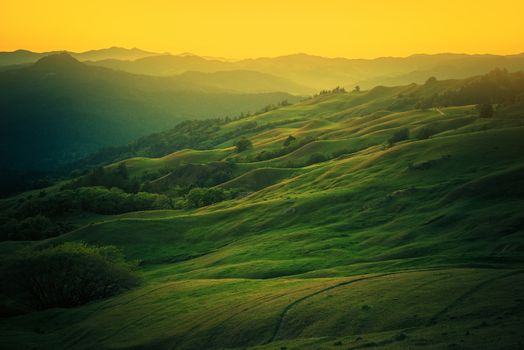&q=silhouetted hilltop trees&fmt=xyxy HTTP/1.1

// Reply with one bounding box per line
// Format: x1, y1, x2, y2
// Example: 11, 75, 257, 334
403, 69, 524, 110
315, 86, 347, 97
